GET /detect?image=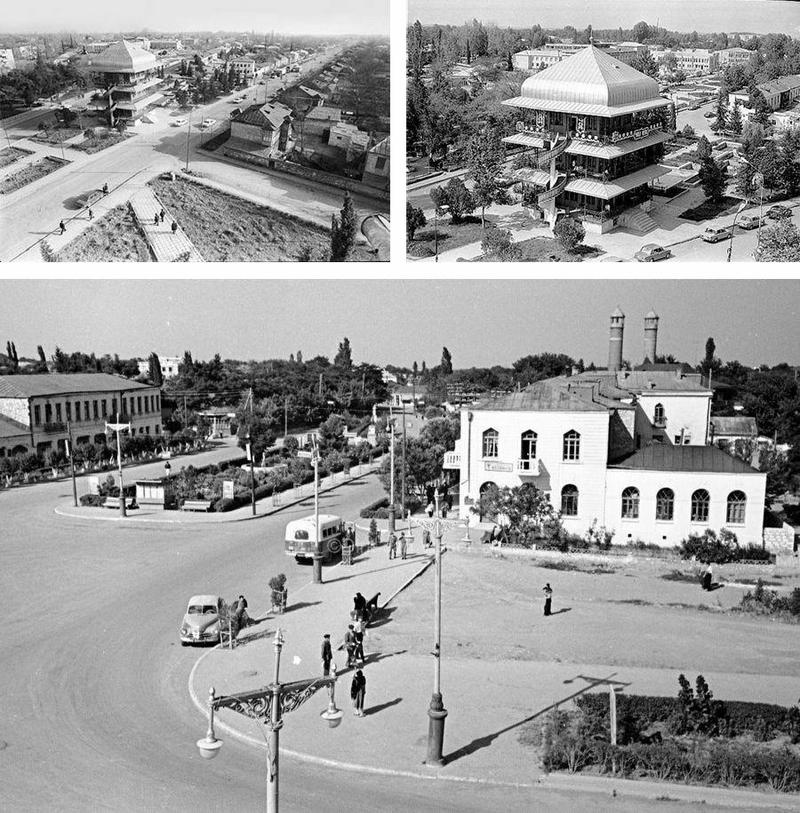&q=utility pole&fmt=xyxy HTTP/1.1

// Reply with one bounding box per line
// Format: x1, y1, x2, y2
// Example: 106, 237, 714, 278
106, 414, 130, 518
426, 492, 447, 766
311, 436, 322, 584
388, 414, 396, 533
247, 387, 256, 516
66, 420, 77, 507
185, 110, 192, 172
401, 405, 407, 522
